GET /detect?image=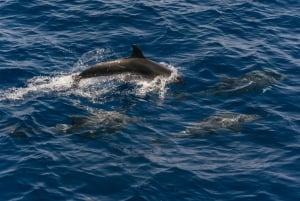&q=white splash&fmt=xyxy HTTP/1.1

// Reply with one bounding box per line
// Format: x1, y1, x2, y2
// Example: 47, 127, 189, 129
134, 63, 180, 98
0, 74, 75, 101
0, 60, 179, 102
